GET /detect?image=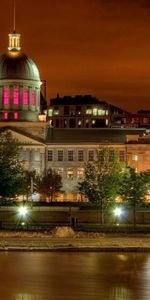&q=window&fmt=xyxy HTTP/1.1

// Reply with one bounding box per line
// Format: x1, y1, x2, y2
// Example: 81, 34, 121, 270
78, 120, 82, 128
93, 108, 98, 116
14, 112, 18, 120
3, 87, 9, 105
88, 150, 94, 161
109, 150, 114, 161
68, 150, 73, 161
86, 107, 92, 115
53, 106, 59, 115
132, 155, 138, 161
98, 109, 105, 116
57, 168, 64, 177
58, 150, 63, 161
76, 106, 81, 115
3, 112, 8, 120
13, 87, 19, 105
78, 150, 84, 161
64, 106, 69, 115
119, 151, 125, 162
77, 168, 84, 179
48, 150, 53, 161
32, 91, 36, 106
34, 150, 40, 161
67, 168, 74, 179
23, 89, 29, 105
48, 109, 53, 117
